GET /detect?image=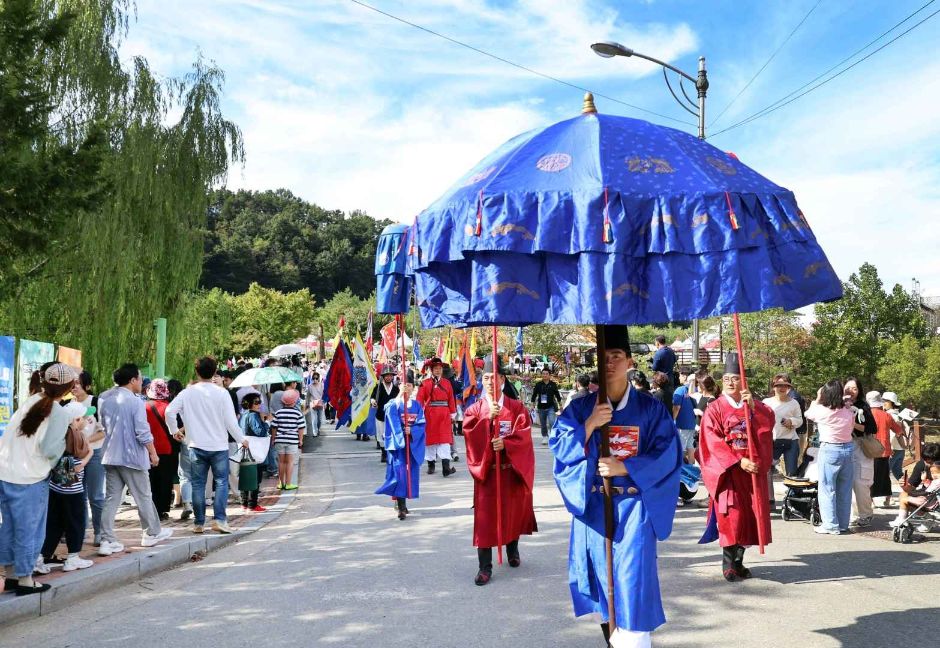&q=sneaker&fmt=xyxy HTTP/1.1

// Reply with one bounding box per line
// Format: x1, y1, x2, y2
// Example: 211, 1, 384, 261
180, 507, 193, 521
33, 557, 51, 575
889, 518, 905, 528
141, 528, 174, 547
284, 484, 298, 490
193, 525, 205, 534
62, 555, 94, 572
854, 517, 873, 528
813, 526, 840, 535
916, 523, 933, 533
212, 520, 233, 534
251, 505, 267, 512
98, 541, 125, 556
541, 438, 548, 446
